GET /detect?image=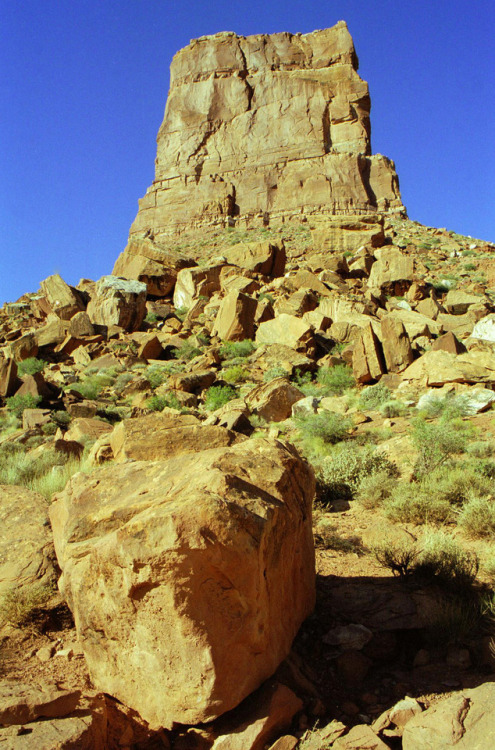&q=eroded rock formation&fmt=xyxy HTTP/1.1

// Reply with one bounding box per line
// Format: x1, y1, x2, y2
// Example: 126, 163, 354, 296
128, 22, 403, 239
